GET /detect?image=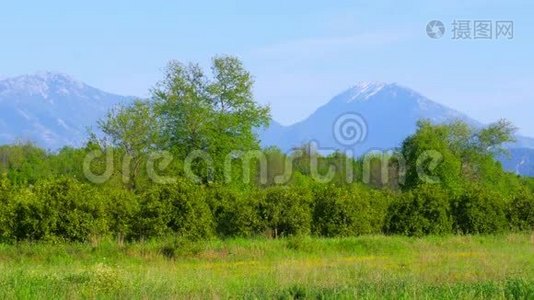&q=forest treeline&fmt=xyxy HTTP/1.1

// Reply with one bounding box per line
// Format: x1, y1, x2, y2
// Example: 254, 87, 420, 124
0, 56, 533, 242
